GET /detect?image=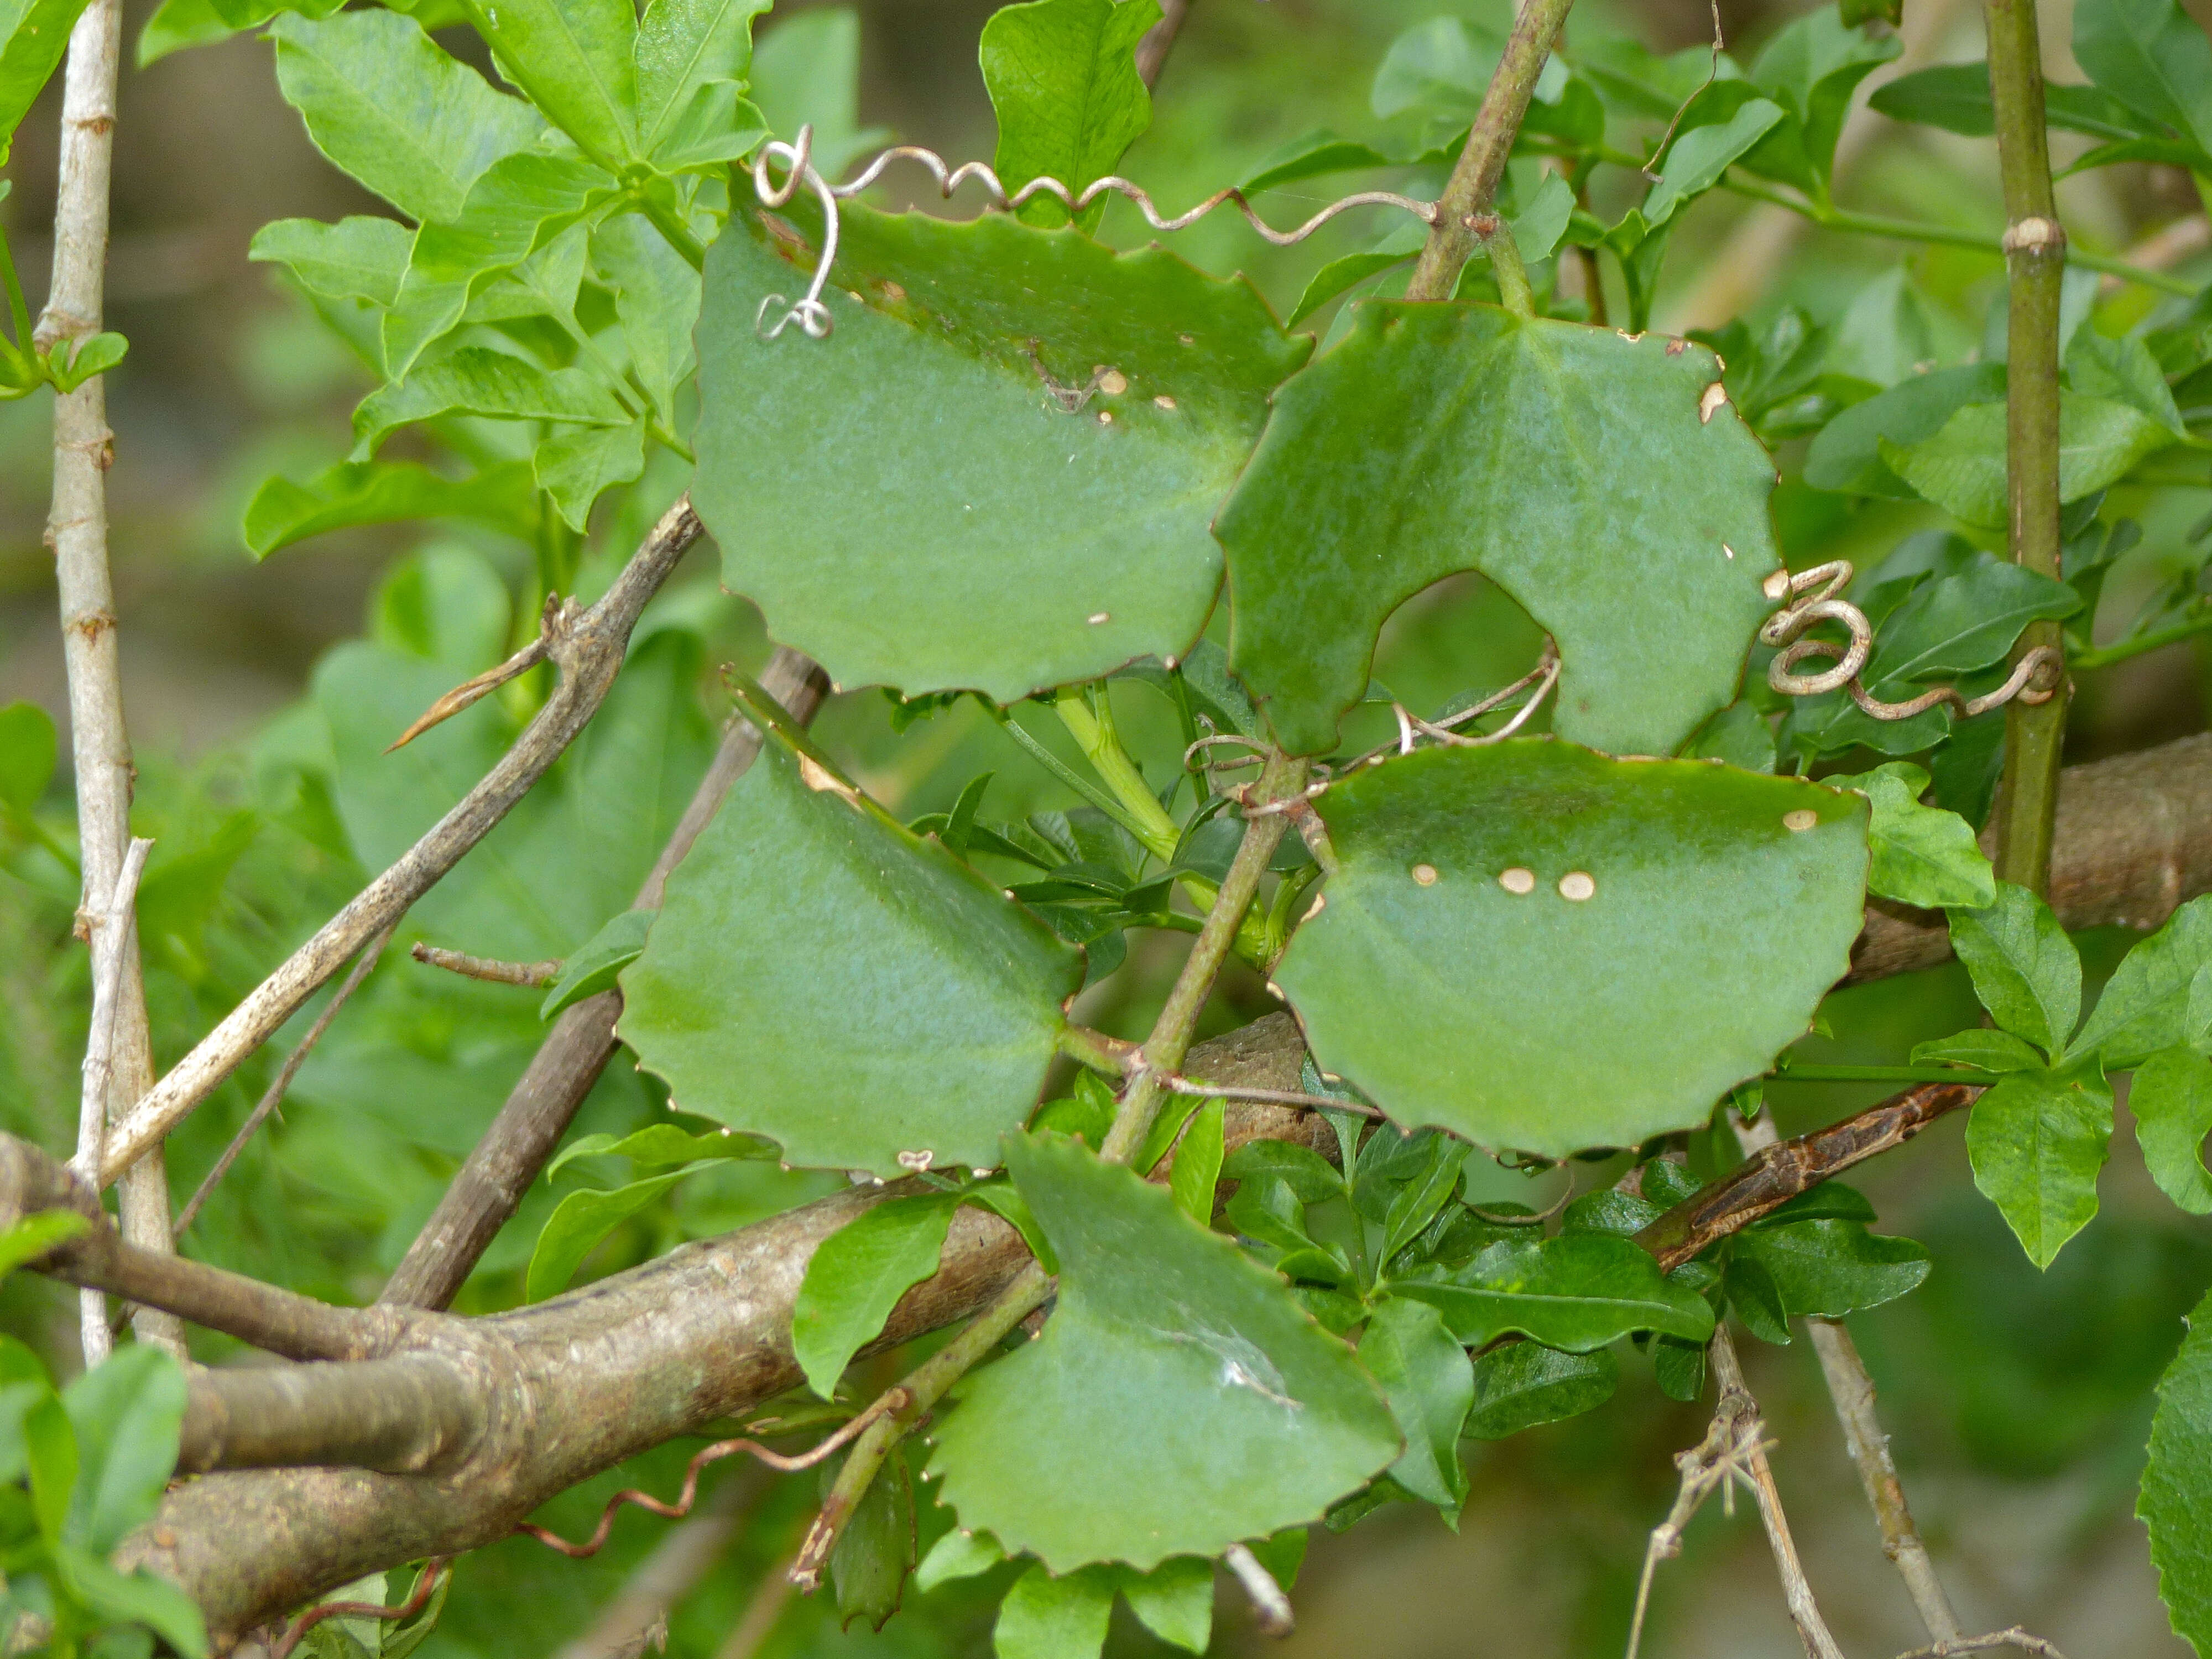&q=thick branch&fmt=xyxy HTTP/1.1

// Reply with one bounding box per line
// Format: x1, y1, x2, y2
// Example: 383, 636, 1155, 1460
179, 1356, 481, 1476
378, 645, 830, 1312
1404, 0, 1574, 301
98, 498, 705, 1184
